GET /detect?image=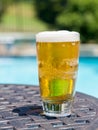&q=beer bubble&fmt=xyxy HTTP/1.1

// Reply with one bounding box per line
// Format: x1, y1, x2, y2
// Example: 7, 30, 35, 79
72, 42, 76, 46
62, 44, 65, 47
